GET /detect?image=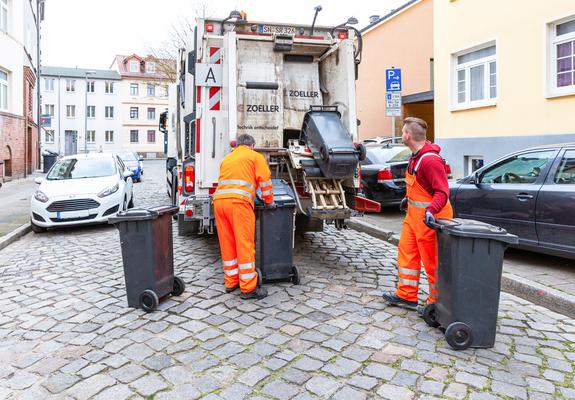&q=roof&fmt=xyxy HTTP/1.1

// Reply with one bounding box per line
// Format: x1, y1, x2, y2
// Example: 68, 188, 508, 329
403, 90, 434, 104
360, 0, 421, 34
41, 66, 121, 80
111, 54, 174, 80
